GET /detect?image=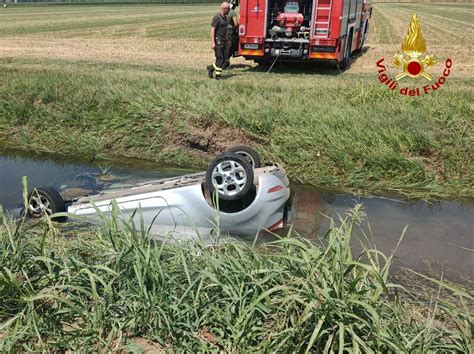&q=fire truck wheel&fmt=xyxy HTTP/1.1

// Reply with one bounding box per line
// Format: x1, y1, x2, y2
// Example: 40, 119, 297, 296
206, 153, 254, 201
355, 21, 369, 54
27, 187, 67, 221
340, 32, 353, 70
363, 22, 369, 45
255, 59, 272, 67
227, 146, 261, 169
